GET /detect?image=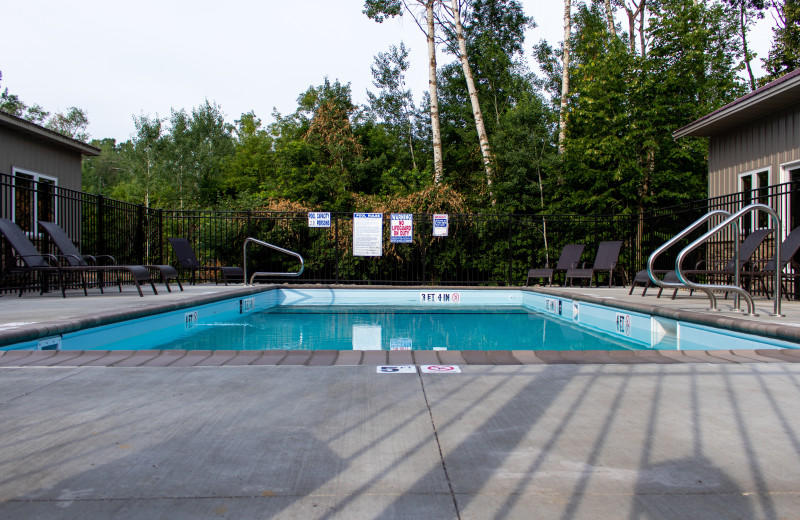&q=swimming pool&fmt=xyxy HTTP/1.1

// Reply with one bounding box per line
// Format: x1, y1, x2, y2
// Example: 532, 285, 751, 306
2, 287, 798, 352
